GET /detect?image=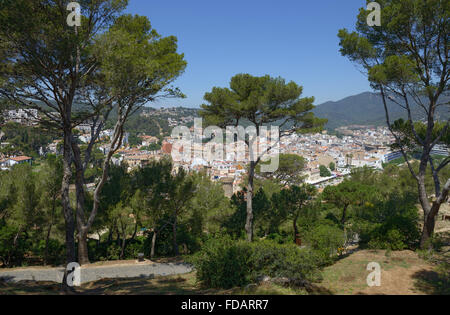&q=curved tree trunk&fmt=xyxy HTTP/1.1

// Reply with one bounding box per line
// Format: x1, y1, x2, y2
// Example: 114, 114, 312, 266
419, 179, 450, 248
